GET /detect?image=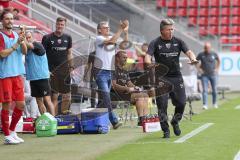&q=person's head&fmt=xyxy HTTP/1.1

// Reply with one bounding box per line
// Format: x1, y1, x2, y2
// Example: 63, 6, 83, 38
204, 42, 211, 53
97, 21, 110, 36
26, 31, 33, 42
55, 17, 67, 34
116, 50, 128, 66
141, 43, 148, 52
0, 11, 14, 30
12, 8, 19, 15
160, 18, 174, 40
